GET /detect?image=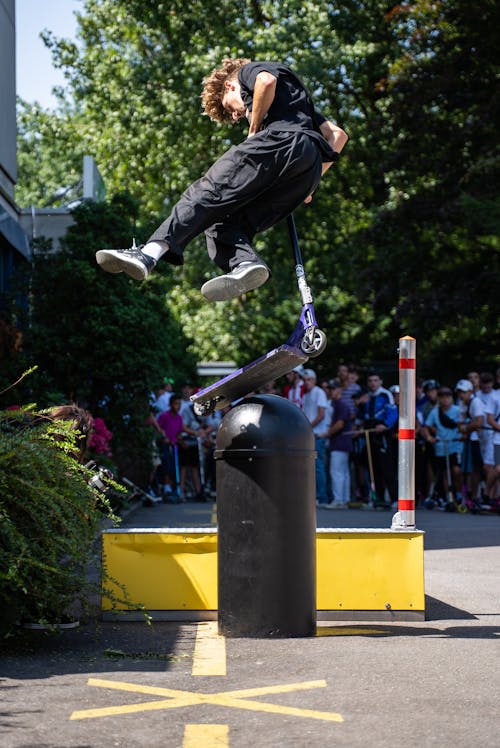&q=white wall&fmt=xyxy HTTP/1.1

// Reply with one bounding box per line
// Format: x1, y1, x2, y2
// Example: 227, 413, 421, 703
0, 0, 17, 199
